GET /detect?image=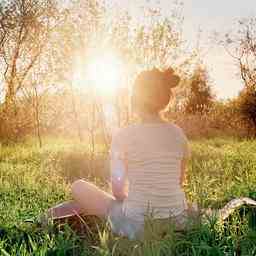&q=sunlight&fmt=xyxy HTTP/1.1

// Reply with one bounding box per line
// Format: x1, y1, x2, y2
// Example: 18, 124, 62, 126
86, 53, 124, 94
